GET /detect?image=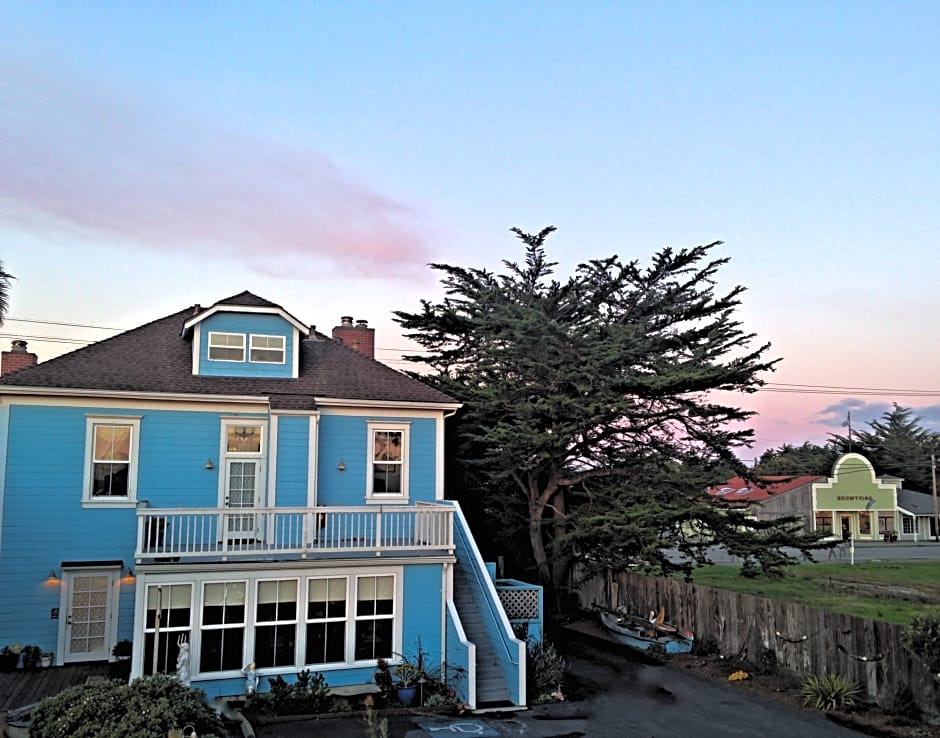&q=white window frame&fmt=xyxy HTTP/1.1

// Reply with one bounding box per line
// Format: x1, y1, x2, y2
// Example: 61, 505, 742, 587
902, 515, 916, 535
305, 576, 348, 666
142, 583, 193, 676
254, 578, 299, 669
249, 334, 286, 364
366, 422, 409, 504
353, 573, 397, 664
135, 568, 401, 682
208, 332, 246, 362
82, 416, 141, 507
198, 580, 247, 675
